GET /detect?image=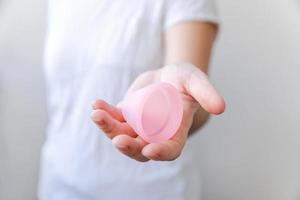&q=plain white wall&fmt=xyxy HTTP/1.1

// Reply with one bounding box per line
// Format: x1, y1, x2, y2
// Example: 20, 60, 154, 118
0, 0, 46, 199
0, 0, 299, 200
195, 0, 300, 199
